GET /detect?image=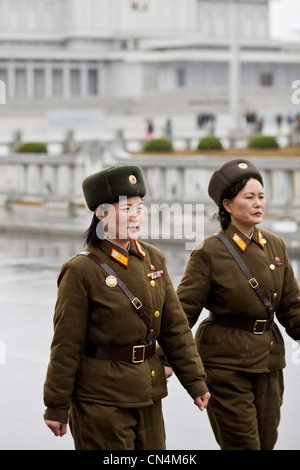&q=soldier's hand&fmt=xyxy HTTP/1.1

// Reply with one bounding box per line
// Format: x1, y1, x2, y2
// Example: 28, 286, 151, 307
45, 420, 67, 437
164, 366, 173, 380
194, 392, 211, 411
